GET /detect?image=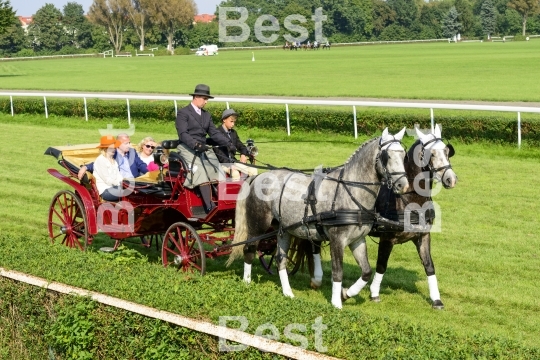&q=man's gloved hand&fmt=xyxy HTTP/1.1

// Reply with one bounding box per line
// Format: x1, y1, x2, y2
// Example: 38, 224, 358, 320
227, 144, 237, 154
194, 143, 210, 153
